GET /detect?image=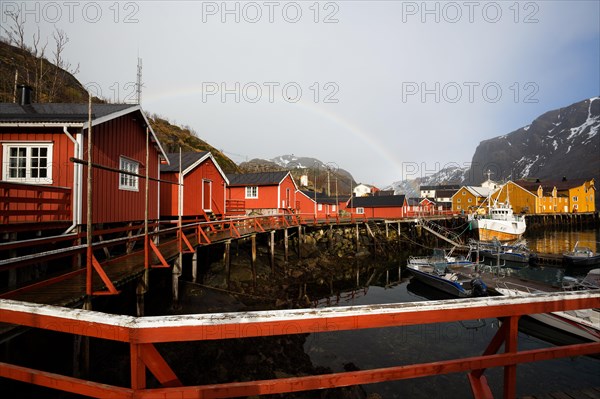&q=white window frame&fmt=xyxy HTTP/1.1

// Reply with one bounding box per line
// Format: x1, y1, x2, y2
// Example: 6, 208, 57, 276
245, 186, 258, 199
2, 142, 54, 184
317, 203, 323, 211
356, 207, 365, 215
572, 196, 578, 202
119, 156, 139, 192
